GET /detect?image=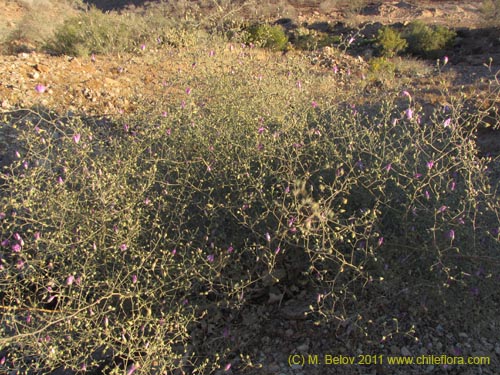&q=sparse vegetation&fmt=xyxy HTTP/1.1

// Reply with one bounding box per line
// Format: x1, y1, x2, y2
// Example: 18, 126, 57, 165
481, 0, 500, 27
